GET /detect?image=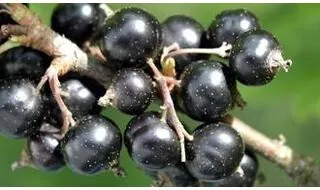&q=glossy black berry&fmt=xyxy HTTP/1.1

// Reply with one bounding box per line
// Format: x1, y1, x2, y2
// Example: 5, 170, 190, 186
99, 7, 163, 67
177, 60, 237, 122
162, 163, 199, 187
230, 29, 291, 86
144, 162, 198, 187
109, 68, 154, 115
60, 78, 101, 118
0, 79, 44, 138
125, 117, 180, 171
186, 122, 244, 181
202, 150, 259, 187
51, 3, 102, 46
124, 111, 160, 147
48, 73, 104, 124
61, 115, 122, 175
0, 47, 51, 80
206, 9, 260, 48
27, 123, 65, 171
162, 15, 206, 74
